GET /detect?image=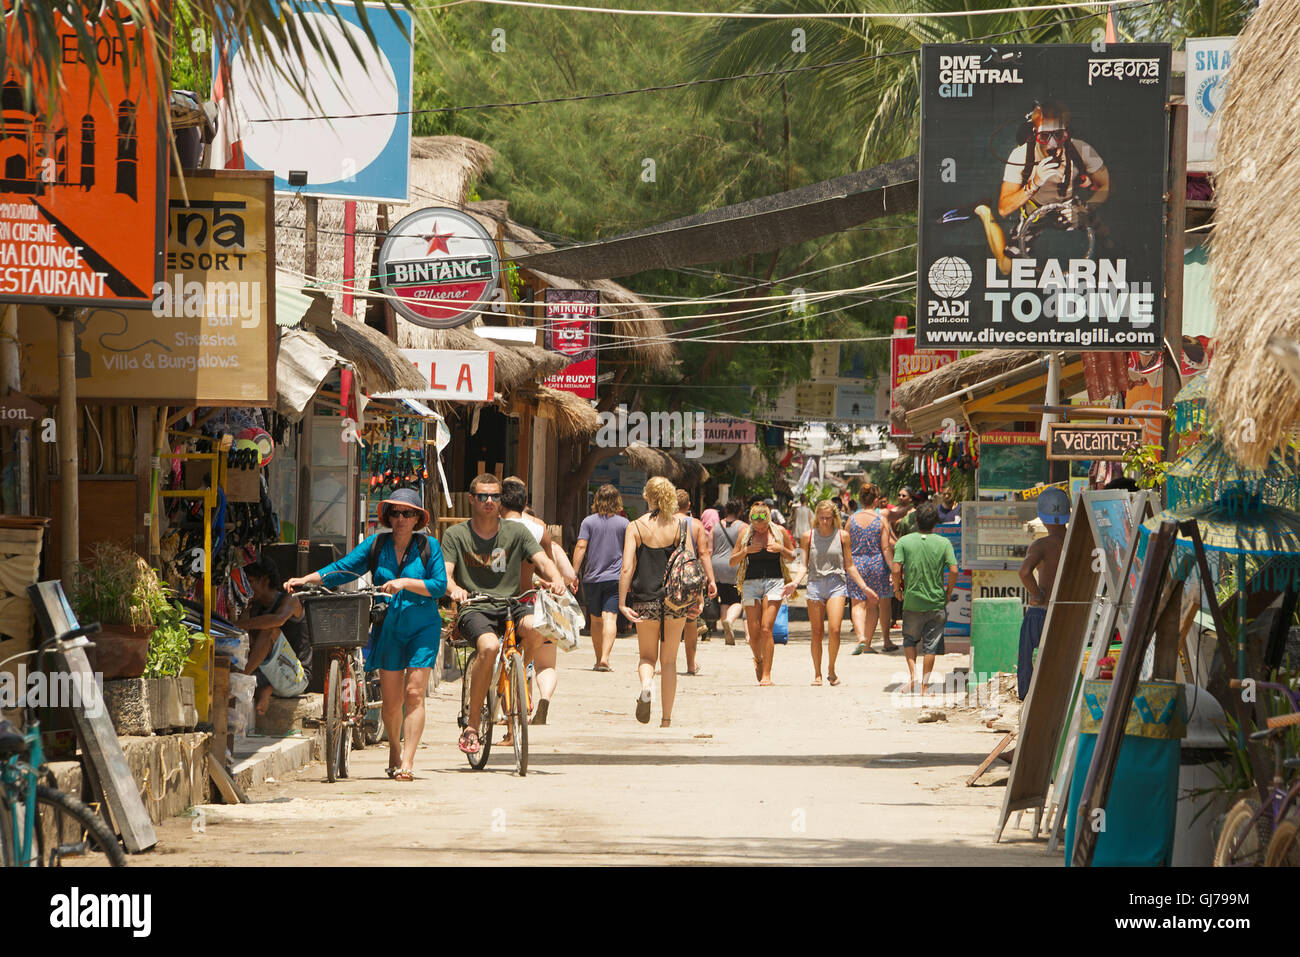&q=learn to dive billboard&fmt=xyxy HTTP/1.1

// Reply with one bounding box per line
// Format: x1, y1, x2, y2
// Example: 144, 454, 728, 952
917, 44, 1170, 351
